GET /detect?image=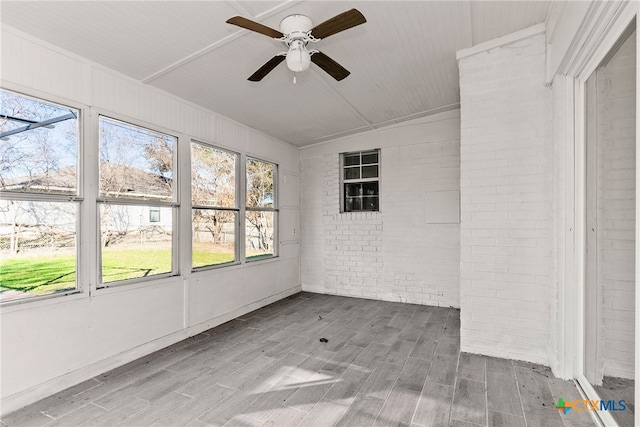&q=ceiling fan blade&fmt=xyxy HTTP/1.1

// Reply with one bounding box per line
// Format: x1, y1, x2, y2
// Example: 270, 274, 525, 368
311, 52, 350, 81
310, 9, 366, 39
226, 16, 284, 38
248, 55, 286, 81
